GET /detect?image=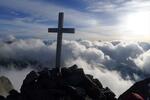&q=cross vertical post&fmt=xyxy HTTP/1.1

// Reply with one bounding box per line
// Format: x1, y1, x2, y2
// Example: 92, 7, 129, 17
56, 12, 63, 70
48, 12, 75, 73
